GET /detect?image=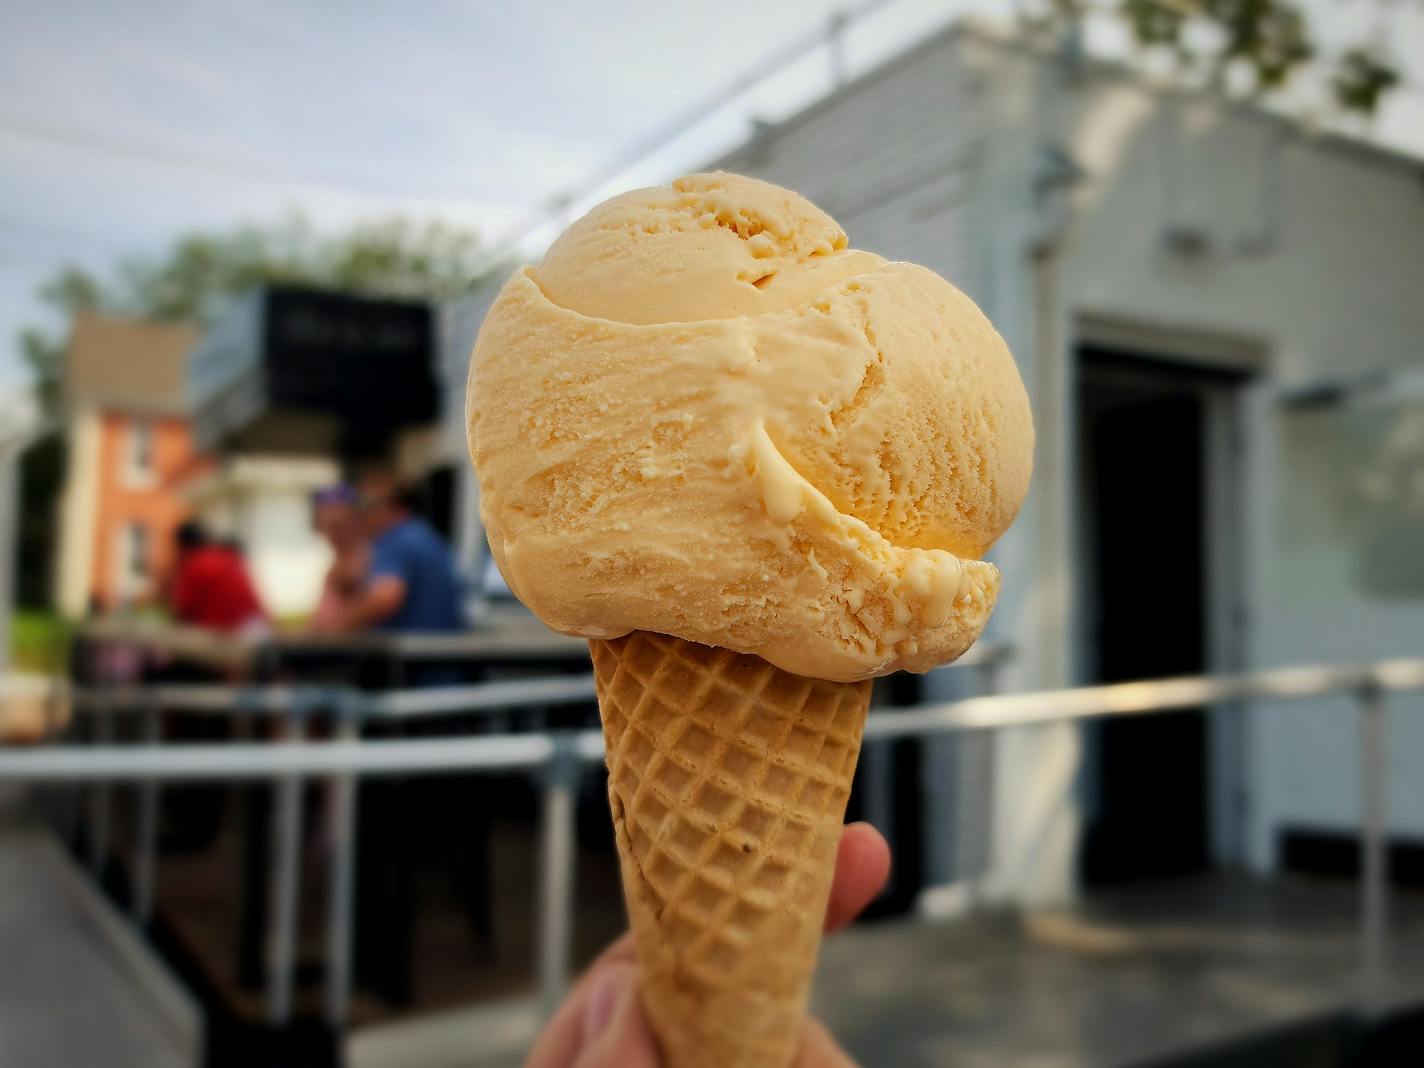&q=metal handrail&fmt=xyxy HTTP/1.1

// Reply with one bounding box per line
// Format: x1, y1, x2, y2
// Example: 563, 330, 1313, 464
9, 656, 1421, 1040
0, 734, 569, 780
69, 674, 601, 719
77, 618, 1012, 666
866, 657, 1424, 738
60, 655, 1424, 731
65, 637, 1013, 722
366, 676, 598, 716
75, 617, 590, 661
